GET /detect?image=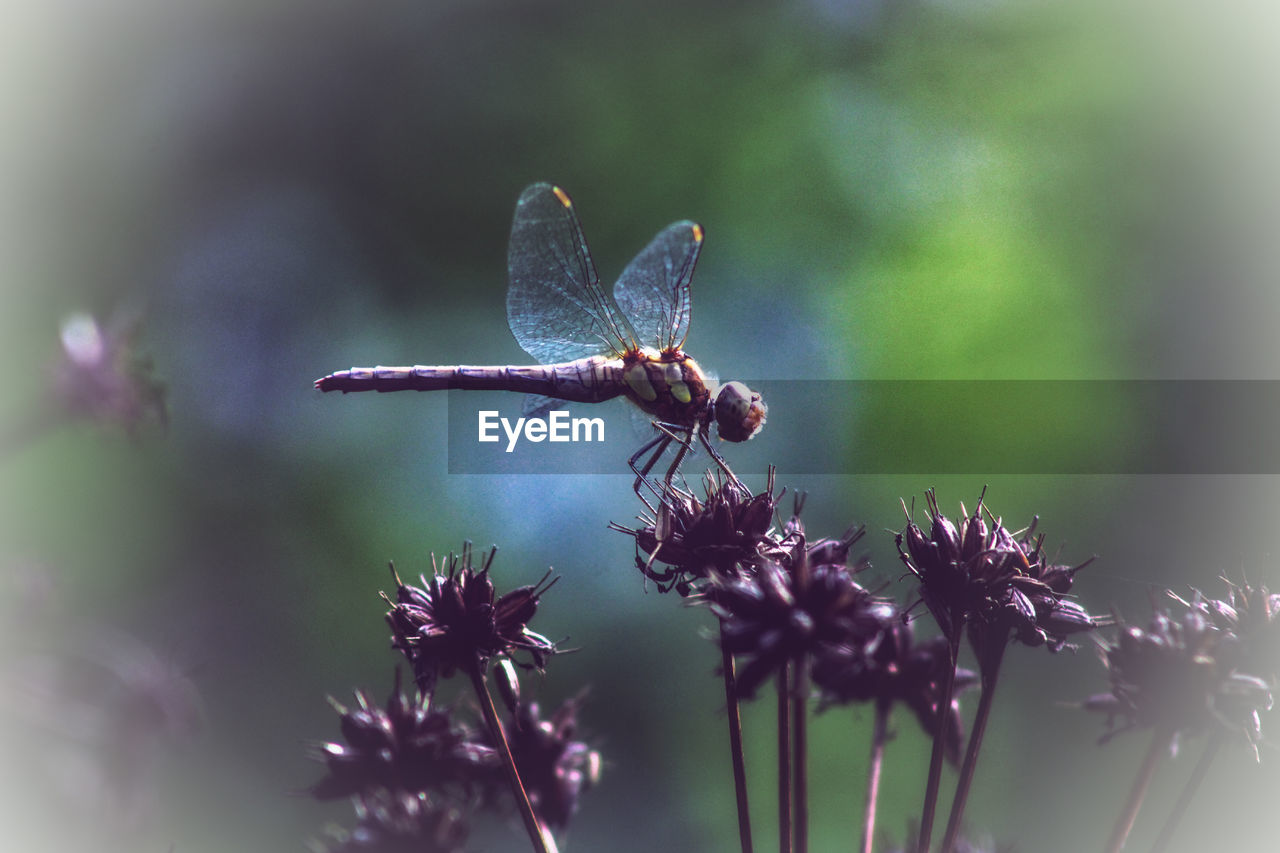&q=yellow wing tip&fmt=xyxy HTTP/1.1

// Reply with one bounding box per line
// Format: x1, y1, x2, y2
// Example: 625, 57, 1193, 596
692, 223, 704, 243
552, 186, 572, 209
